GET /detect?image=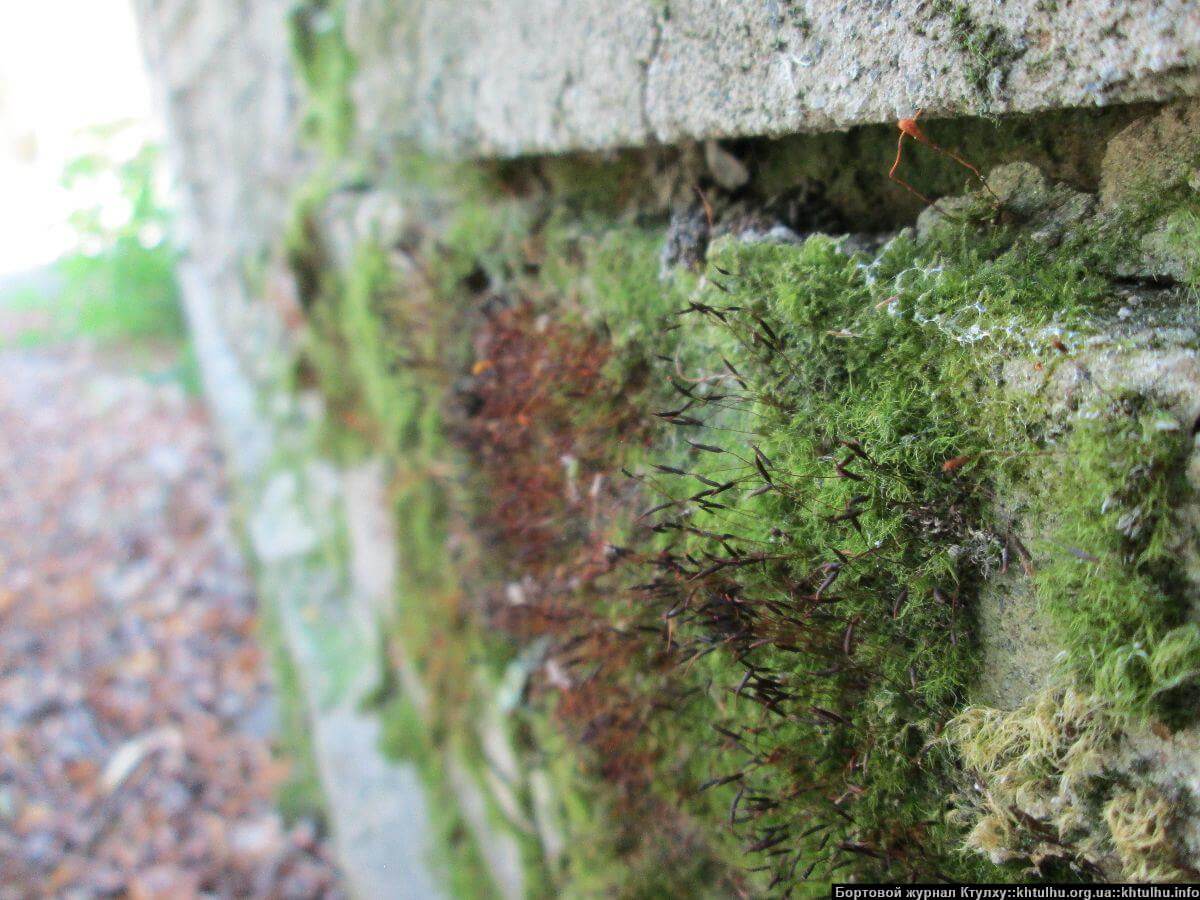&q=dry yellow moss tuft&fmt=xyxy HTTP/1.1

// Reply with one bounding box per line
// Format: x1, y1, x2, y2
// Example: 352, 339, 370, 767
949, 686, 1192, 880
